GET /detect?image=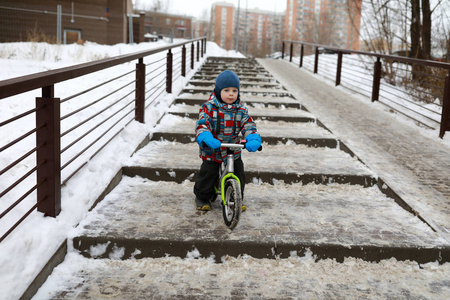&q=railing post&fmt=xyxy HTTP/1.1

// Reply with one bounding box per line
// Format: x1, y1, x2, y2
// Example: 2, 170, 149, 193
196, 40, 200, 62
135, 58, 145, 123
289, 42, 293, 62
336, 52, 343, 86
299, 44, 304, 68
439, 70, 450, 138
181, 45, 186, 77
200, 39, 204, 57
36, 85, 61, 217
314, 47, 319, 74
166, 49, 173, 93
191, 42, 194, 69
371, 57, 382, 102
281, 41, 285, 59
204, 38, 207, 53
